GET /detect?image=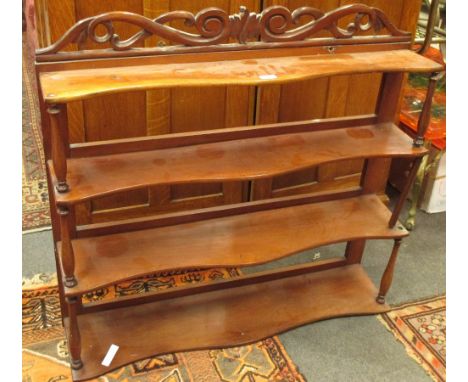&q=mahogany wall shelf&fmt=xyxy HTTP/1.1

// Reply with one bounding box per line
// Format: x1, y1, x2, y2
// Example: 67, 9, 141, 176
35, 4, 443, 381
